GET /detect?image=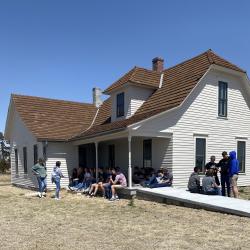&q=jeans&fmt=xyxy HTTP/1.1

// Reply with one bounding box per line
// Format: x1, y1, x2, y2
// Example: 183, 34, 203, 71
103, 183, 112, 199
221, 174, 231, 197
145, 176, 172, 188
205, 187, 221, 196
55, 178, 61, 198
37, 176, 47, 193
74, 180, 92, 190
